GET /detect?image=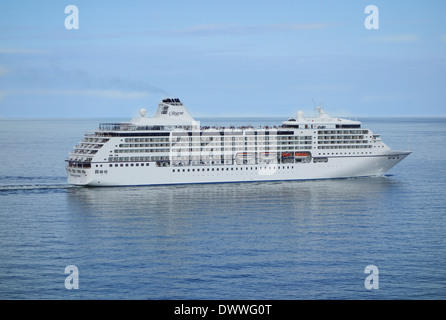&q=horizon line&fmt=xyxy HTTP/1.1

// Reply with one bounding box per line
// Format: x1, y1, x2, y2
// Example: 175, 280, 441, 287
1, 114, 446, 120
